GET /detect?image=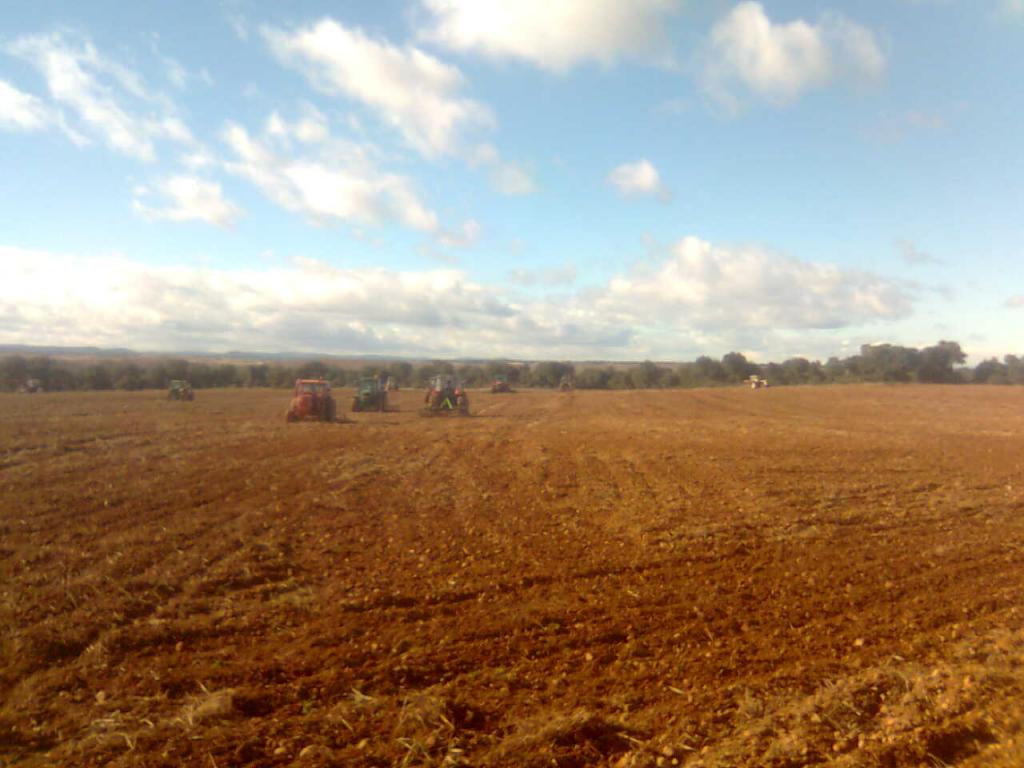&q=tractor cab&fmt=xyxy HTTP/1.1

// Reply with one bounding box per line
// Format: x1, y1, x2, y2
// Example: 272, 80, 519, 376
167, 380, 194, 400
287, 378, 336, 422
423, 374, 469, 415
429, 374, 460, 392
352, 377, 388, 412
19, 378, 44, 394
491, 373, 512, 393
358, 377, 383, 395
298, 380, 330, 395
